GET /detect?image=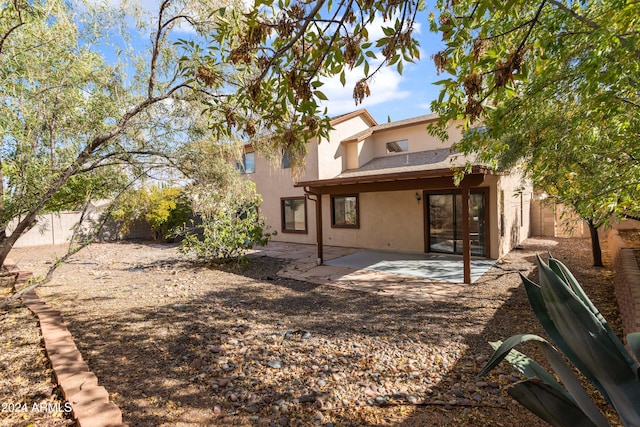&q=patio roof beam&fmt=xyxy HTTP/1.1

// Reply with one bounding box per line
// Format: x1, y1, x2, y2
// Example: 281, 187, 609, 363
301, 174, 486, 195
